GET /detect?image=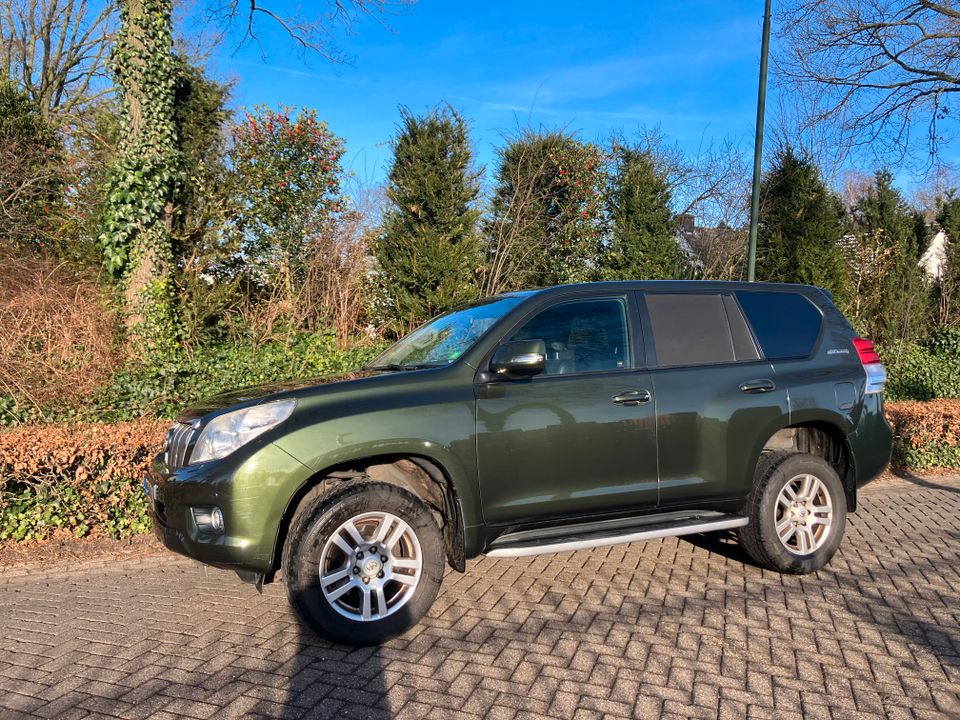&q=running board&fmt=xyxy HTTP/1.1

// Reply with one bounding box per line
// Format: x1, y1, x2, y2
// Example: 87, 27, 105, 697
485, 514, 749, 558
